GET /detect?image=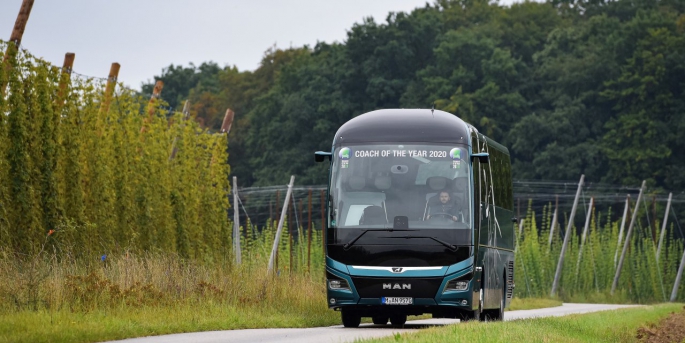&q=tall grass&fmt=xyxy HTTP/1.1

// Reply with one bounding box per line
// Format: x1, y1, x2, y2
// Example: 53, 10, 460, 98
0, 220, 326, 314
515, 201, 685, 303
